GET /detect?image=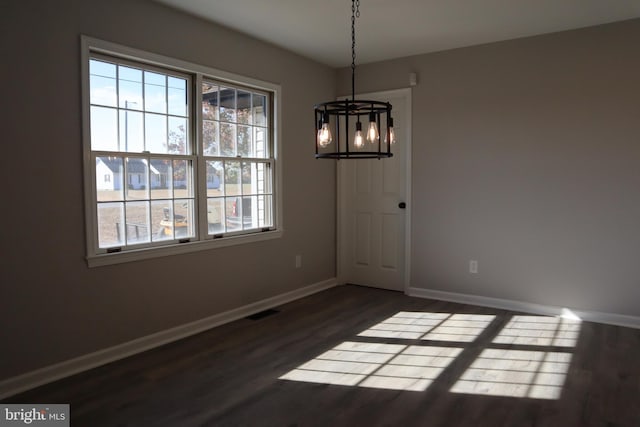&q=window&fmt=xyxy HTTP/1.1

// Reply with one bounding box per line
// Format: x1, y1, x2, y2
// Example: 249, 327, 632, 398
82, 37, 281, 266
201, 81, 274, 235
